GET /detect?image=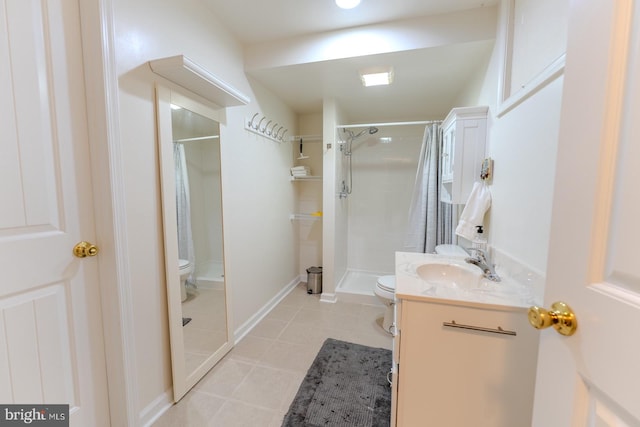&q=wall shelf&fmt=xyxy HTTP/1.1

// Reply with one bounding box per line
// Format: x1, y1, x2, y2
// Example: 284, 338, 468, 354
149, 55, 250, 107
290, 213, 322, 221
289, 134, 323, 142
290, 176, 322, 181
